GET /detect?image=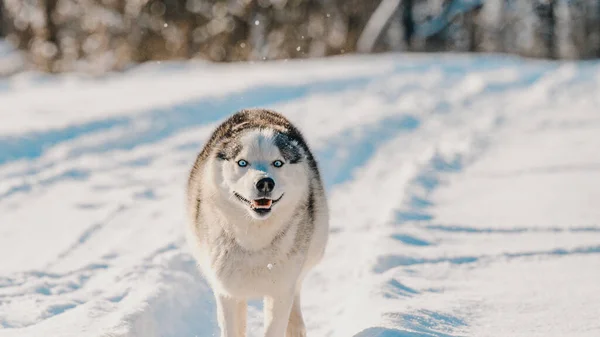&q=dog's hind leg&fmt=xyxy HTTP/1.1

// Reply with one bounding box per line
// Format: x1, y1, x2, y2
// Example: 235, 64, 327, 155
286, 292, 306, 337
216, 293, 247, 337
